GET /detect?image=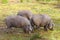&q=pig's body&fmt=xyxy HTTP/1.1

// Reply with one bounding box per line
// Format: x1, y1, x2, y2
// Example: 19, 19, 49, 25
17, 10, 33, 20
5, 15, 33, 33
31, 14, 54, 31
